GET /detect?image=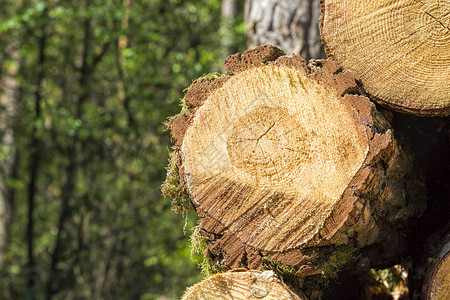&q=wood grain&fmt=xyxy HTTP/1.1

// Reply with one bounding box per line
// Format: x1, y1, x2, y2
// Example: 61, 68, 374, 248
321, 0, 450, 115
181, 270, 307, 300
181, 65, 368, 251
